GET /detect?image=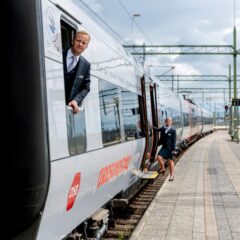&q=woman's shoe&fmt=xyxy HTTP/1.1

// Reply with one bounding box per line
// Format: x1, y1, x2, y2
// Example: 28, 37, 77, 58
169, 176, 174, 181
158, 169, 166, 175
